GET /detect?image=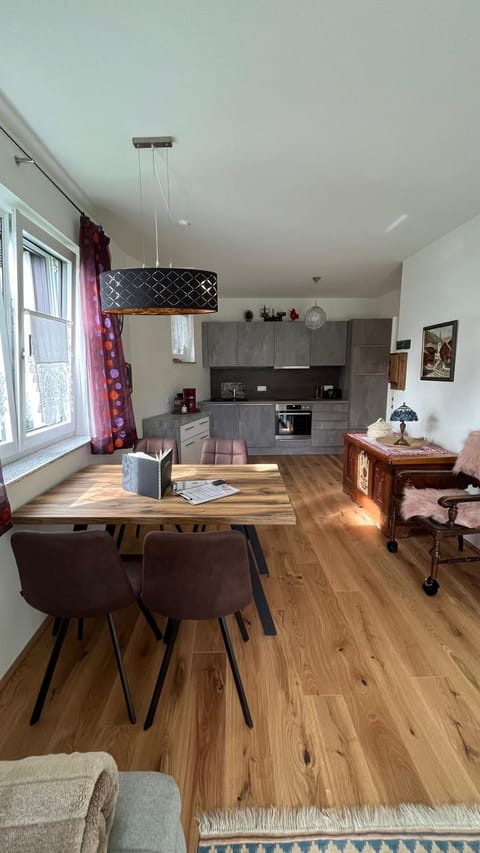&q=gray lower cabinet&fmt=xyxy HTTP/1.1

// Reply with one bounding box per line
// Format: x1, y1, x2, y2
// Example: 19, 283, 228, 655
142, 412, 210, 463
273, 323, 310, 367
202, 322, 238, 367
238, 403, 275, 449
311, 401, 349, 450
201, 402, 239, 439
238, 322, 274, 366
310, 321, 347, 366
